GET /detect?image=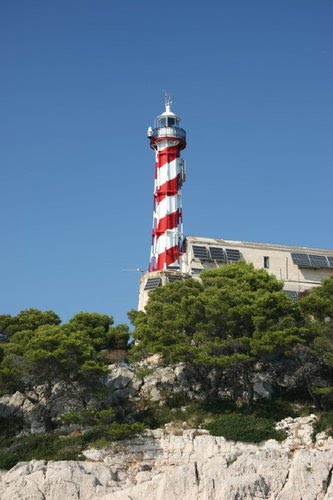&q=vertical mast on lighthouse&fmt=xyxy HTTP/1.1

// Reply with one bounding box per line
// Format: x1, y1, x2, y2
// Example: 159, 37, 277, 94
147, 95, 187, 272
